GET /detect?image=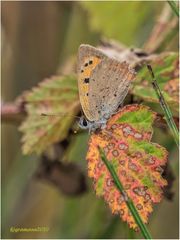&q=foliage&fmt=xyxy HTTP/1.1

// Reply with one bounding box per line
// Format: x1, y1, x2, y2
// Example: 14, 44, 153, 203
2, 2, 179, 239
87, 105, 167, 230
20, 75, 79, 154
19, 50, 178, 155
132, 52, 179, 114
